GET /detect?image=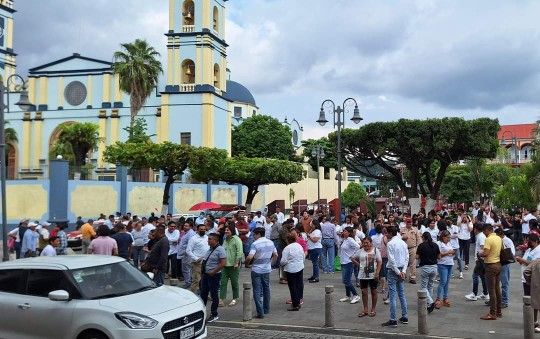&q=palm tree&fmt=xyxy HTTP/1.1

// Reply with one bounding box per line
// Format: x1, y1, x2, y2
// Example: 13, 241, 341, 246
50, 123, 100, 179
112, 39, 163, 138
4, 121, 17, 144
